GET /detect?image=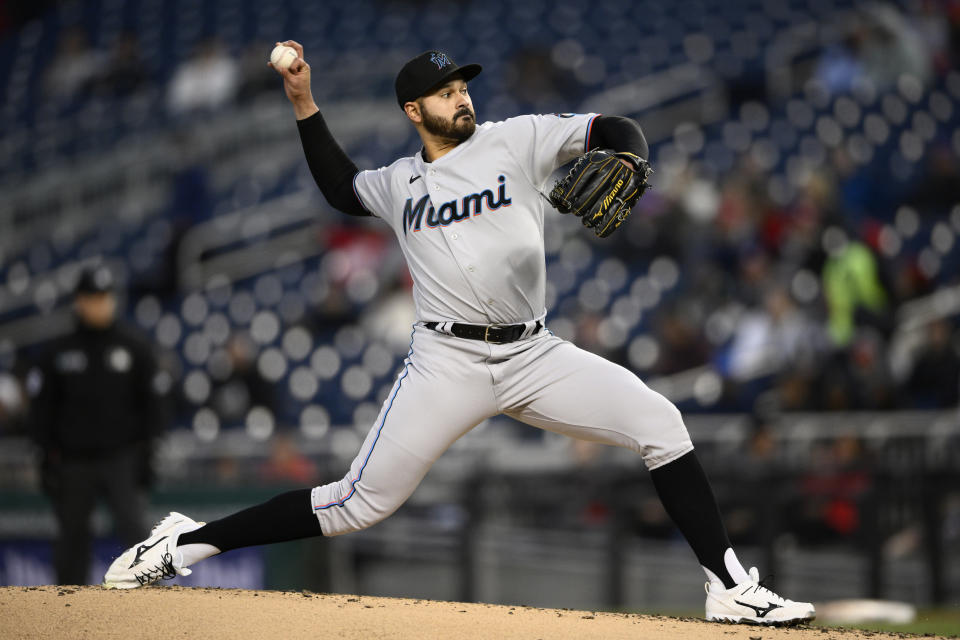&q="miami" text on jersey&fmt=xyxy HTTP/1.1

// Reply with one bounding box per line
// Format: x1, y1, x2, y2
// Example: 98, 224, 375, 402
402, 175, 512, 234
